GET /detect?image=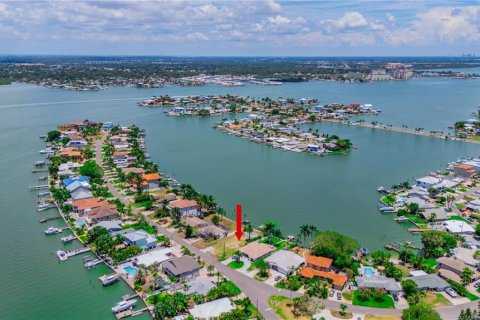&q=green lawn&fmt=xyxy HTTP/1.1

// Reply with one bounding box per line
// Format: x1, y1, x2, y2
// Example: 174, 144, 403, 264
423, 258, 437, 268
448, 215, 470, 223
123, 221, 156, 234
455, 203, 466, 210
352, 291, 395, 309
228, 260, 245, 269
342, 291, 353, 301
404, 213, 428, 224
381, 195, 396, 205
467, 292, 479, 301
